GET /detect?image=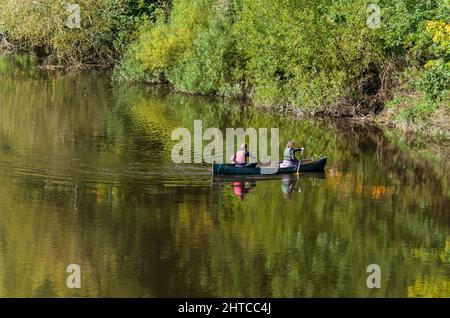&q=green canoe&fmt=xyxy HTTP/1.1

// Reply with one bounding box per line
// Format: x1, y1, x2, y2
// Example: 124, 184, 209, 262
212, 157, 327, 175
